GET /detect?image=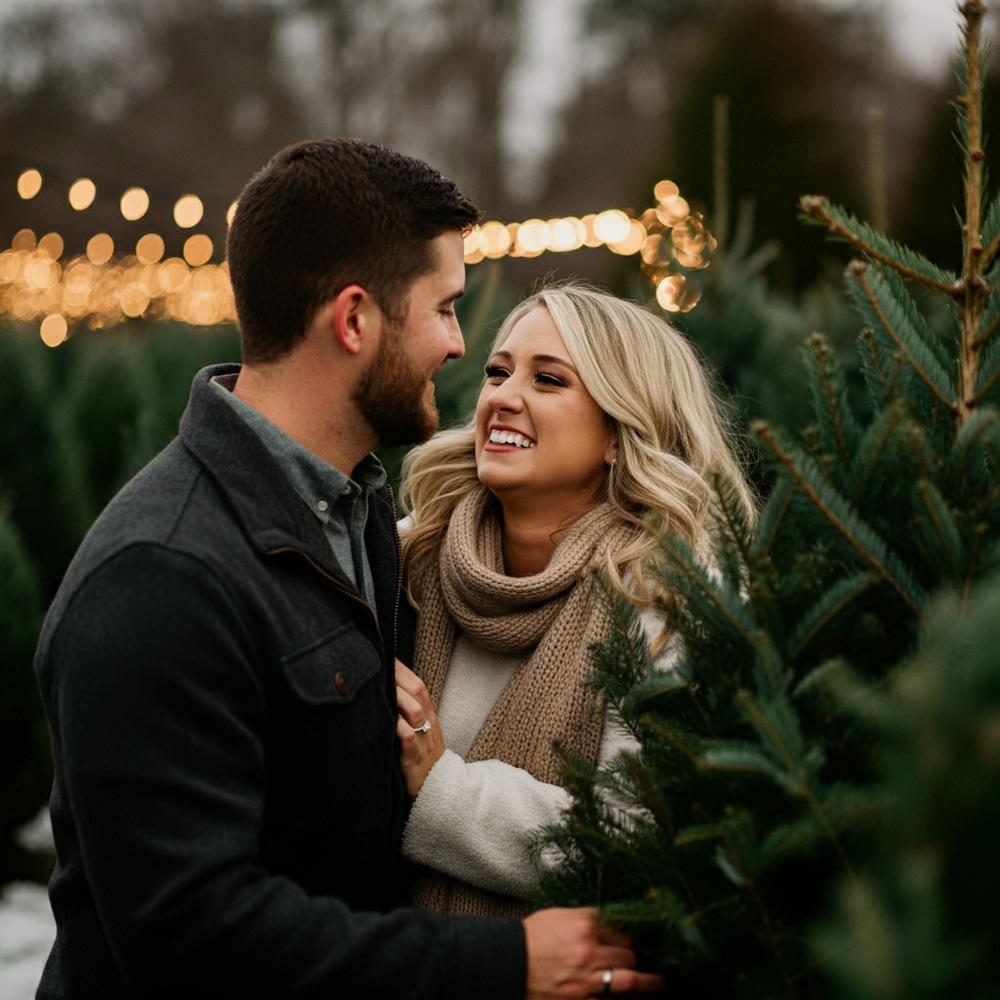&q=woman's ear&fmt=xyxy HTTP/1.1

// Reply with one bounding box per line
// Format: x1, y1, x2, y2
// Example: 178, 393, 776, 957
604, 438, 618, 466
